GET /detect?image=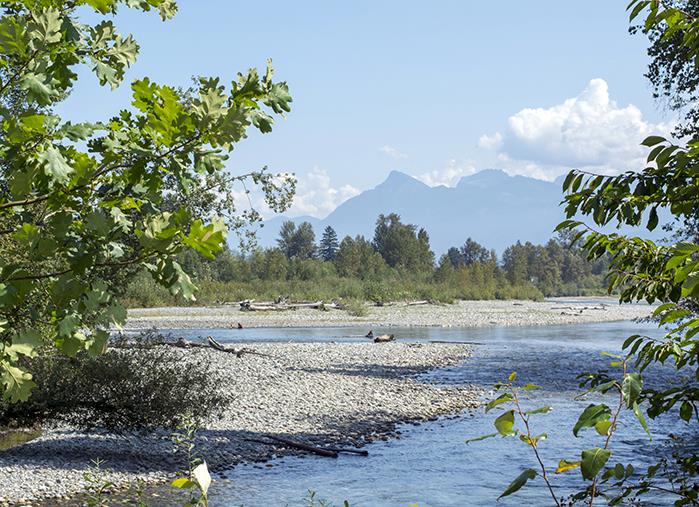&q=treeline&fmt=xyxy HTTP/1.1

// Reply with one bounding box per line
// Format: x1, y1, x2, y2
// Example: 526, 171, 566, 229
122, 213, 608, 307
